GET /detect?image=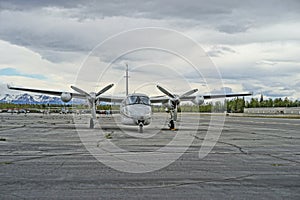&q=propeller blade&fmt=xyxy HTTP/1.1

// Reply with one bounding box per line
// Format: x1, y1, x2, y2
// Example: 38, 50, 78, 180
180, 89, 198, 98
96, 83, 114, 97
157, 85, 175, 99
71, 86, 90, 97
91, 102, 96, 119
